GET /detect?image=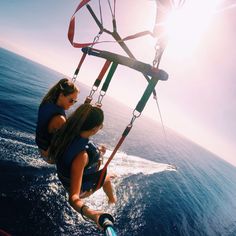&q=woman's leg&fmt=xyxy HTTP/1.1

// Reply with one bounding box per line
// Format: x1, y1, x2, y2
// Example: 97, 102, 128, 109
102, 174, 116, 204
39, 149, 55, 164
